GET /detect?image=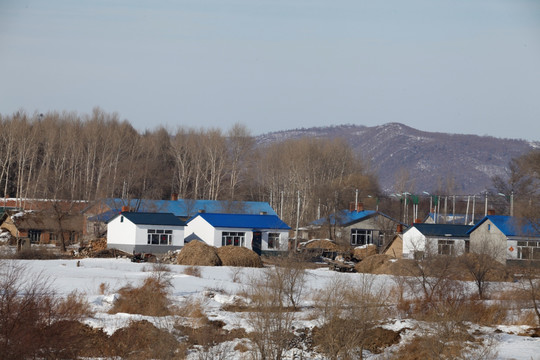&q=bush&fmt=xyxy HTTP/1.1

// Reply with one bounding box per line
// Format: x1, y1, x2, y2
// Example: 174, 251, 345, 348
109, 275, 172, 316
